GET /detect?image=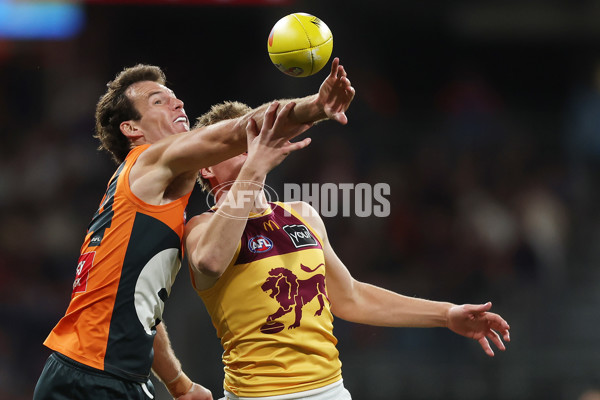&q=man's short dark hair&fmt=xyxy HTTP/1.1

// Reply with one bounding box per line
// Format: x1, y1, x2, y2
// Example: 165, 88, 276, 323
94, 64, 166, 164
